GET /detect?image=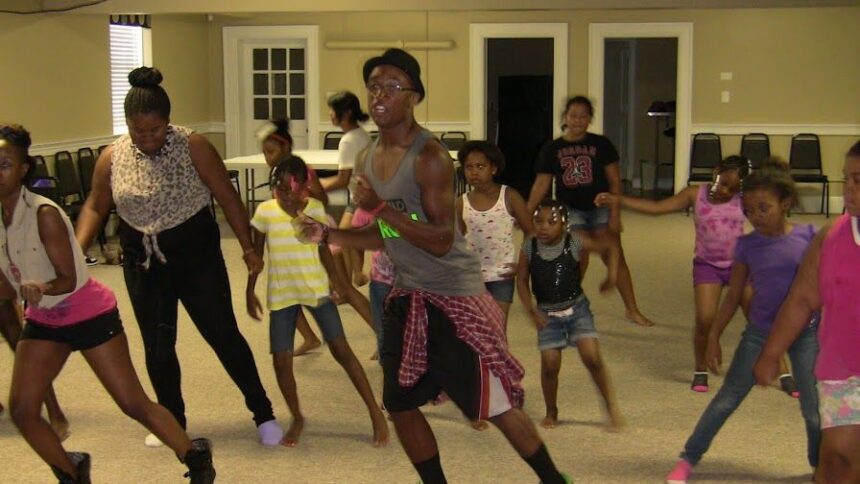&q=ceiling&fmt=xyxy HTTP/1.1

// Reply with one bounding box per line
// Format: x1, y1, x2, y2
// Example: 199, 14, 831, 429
1, 0, 856, 14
